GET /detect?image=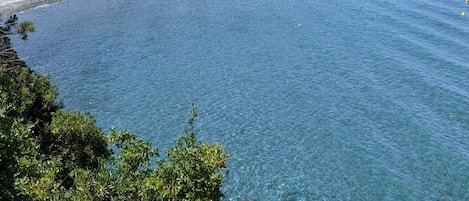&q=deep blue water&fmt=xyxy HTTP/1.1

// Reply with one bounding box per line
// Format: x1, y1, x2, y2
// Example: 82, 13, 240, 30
13, 0, 469, 200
